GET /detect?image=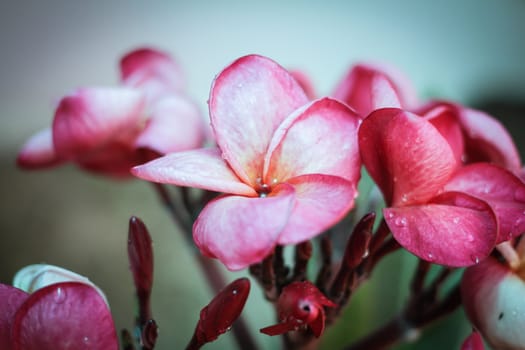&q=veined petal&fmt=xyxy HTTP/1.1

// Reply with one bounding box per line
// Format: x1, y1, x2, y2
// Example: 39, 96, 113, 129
277, 174, 356, 245
52, 87, 145, 160
135, 95, 206, 154
459, 107, 521, 172
444, 163, 525, 242
264, 98, 361, 184
193, 184, 295, 270
0, 284, 28, 350
132, 148, 256, 196
17, 128, 63, 169
120, 47, 185, 102
209, 55, 308, 186
12, 282, 118, 350
384, 191, 497, 267
332, 63, 417, 117
359, 108, 457, 206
